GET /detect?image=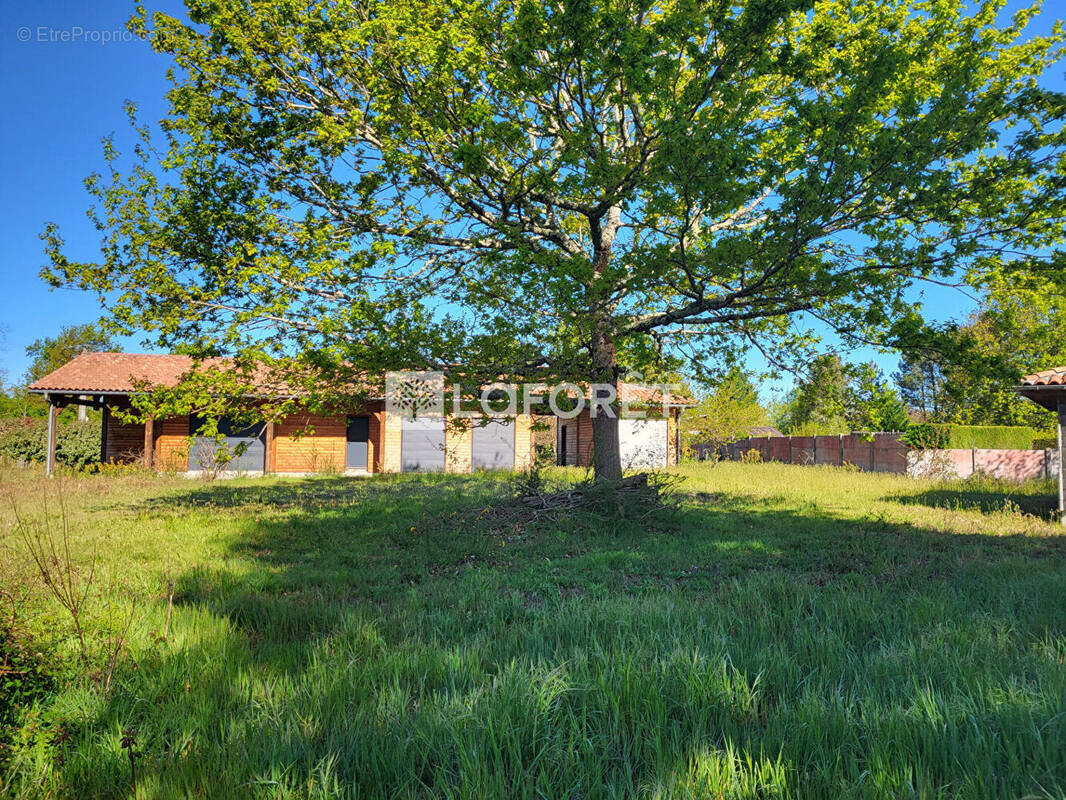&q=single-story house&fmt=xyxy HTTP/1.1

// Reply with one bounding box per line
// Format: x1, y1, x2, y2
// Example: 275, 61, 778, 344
1016, 367, 1066, 524
29, 353, 685, 476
